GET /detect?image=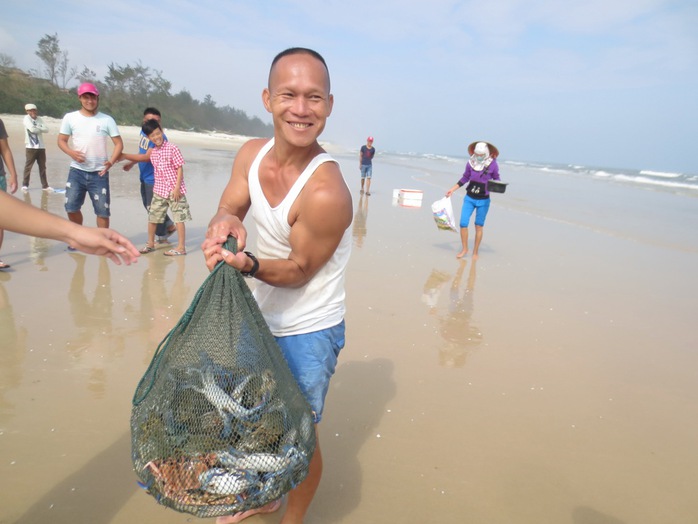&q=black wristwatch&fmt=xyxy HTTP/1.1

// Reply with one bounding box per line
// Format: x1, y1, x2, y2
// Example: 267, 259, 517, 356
241, 251, 259, 278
